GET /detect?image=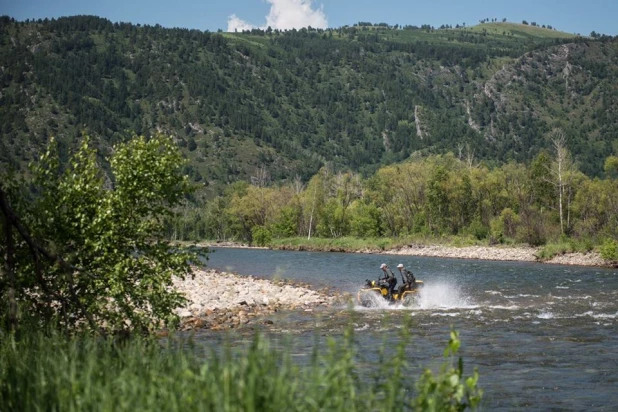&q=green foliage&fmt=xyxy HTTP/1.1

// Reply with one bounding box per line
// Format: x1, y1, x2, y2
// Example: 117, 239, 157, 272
490, 208, 520, 243
536, 241, 571, 260
317, 198, 351, 238
535, 236, 594, 259
604, 156, 618, 177
1, 16, 616, 192
376, 239, 390, 251
0, 324, 482, 411
427, 165, 451, 234
489, 216, 505, 243
270, 205, 301, 238
349, 201, 382, 238
414, 330, 483, 411
529, 151, 554, 211
251, 225, 272, 247
599, 238, 618, 261
268, 236, 398, 252
193, 151, 618, 253
0, 134, 196, 334
465, 220, 489, 241
515, 208, 549, 246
